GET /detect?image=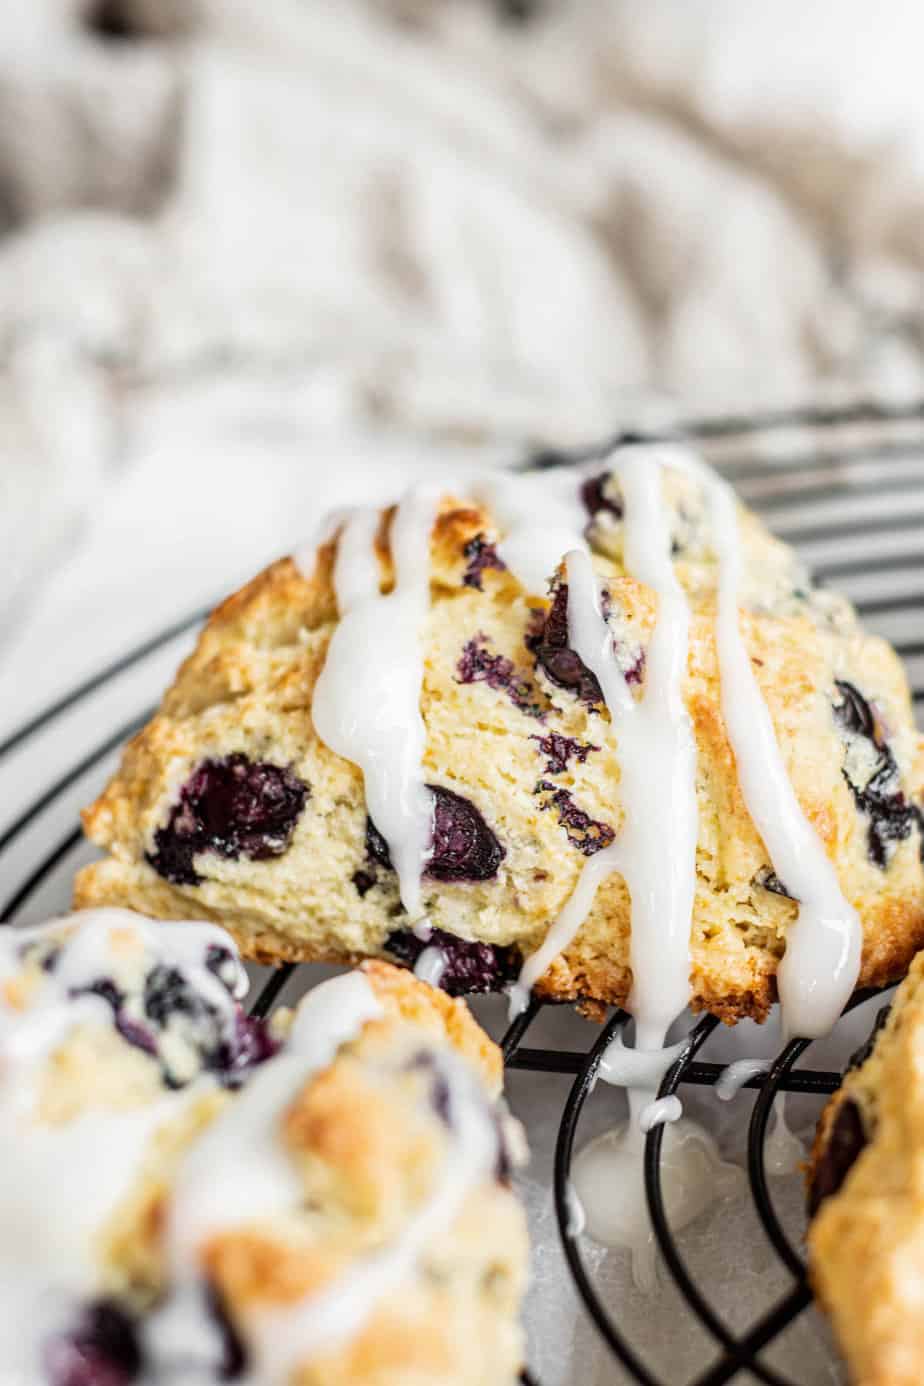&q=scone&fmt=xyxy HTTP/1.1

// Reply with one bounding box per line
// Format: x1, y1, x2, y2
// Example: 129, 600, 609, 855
1, 908, 527, 1386
808, 957, 924, 1386
76, 453, 924, 1024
